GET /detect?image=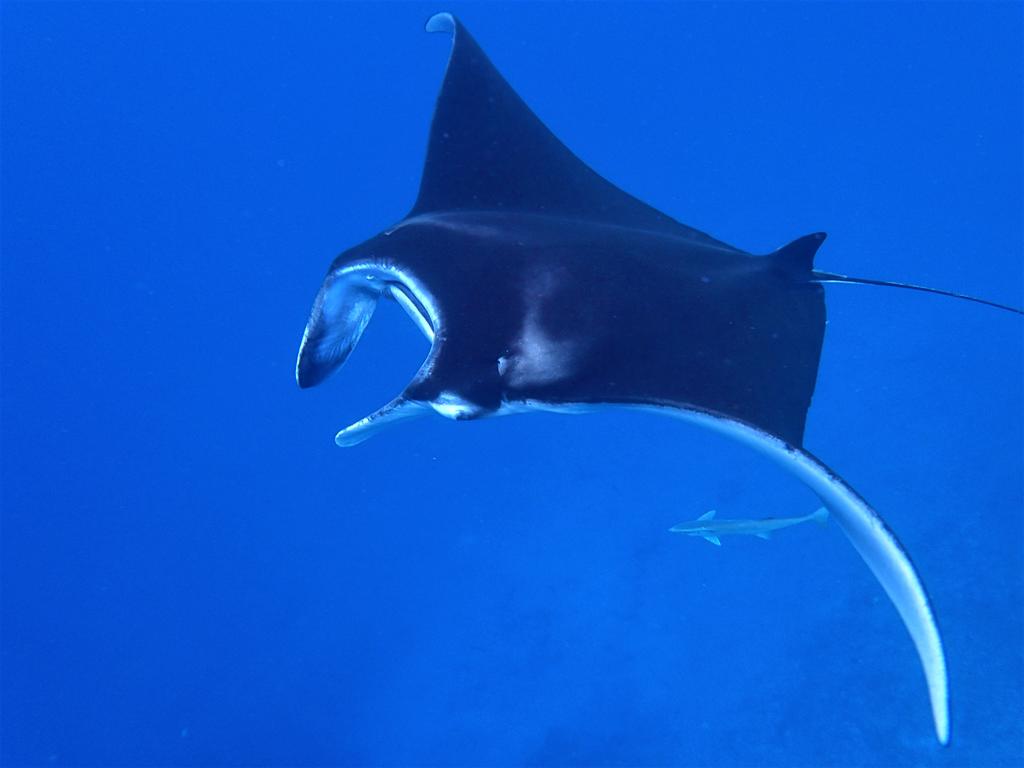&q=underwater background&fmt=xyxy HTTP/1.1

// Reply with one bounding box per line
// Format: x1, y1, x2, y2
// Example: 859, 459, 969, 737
2, 3, 1021, 766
